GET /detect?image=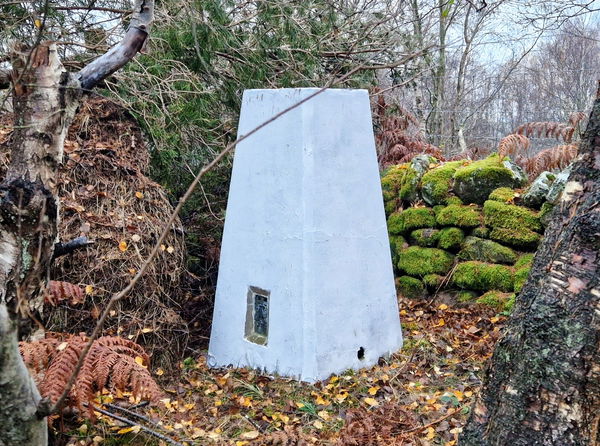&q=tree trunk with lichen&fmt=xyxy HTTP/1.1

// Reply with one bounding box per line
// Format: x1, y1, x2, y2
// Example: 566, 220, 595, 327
0, 2, 154, 444
0, 42, 80, 446
460, 93, 600, 445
